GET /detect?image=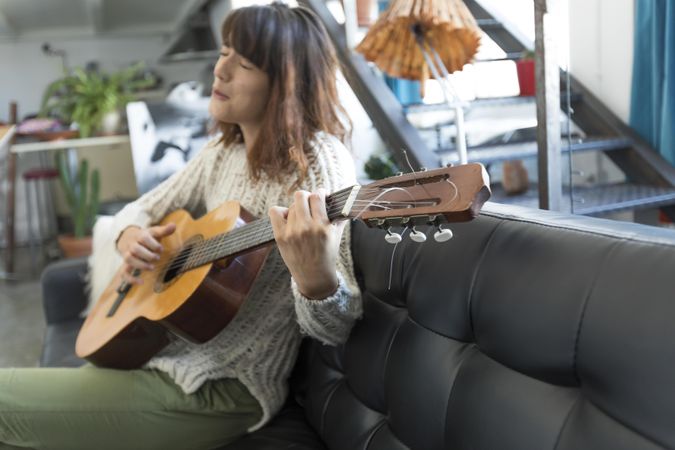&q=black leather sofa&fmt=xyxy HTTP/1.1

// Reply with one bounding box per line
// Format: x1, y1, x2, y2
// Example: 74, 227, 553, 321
40, 203, 675, 449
